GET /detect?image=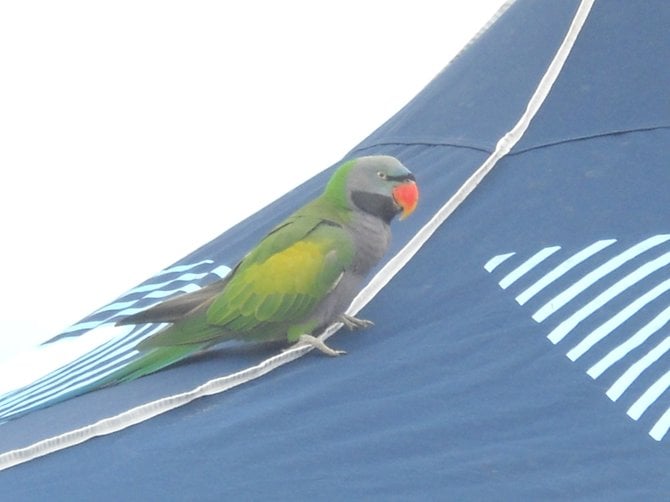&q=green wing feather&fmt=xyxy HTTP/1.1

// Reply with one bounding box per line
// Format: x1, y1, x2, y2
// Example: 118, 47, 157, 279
207, 215, 353, 336
140, 205, 354, 348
